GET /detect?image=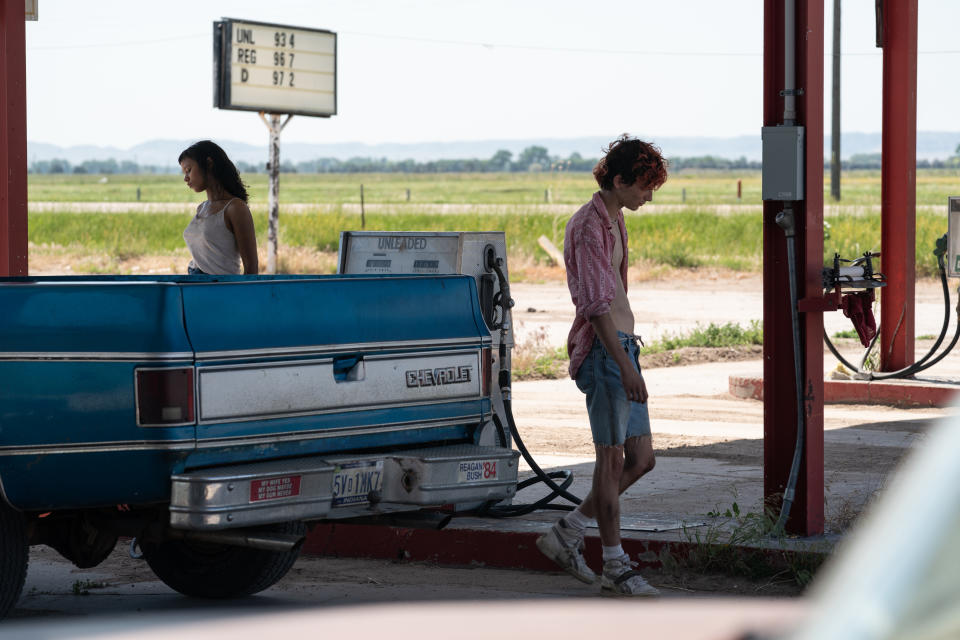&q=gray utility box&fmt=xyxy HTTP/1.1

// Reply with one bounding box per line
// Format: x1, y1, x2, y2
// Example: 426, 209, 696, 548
762, 125, 805, 201
338, 231, 513, 450
947, 197, 960, 277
